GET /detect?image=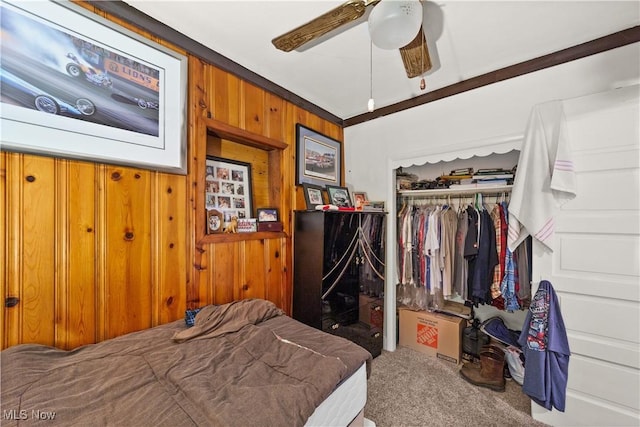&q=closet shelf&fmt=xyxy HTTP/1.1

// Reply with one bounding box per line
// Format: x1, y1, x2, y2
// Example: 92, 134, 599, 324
398, 184, 513, 198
